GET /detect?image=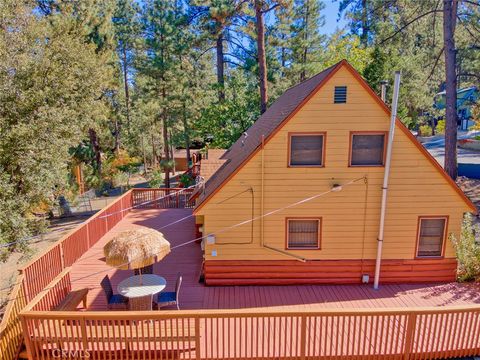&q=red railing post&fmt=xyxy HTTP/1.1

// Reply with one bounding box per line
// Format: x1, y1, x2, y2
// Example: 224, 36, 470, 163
300, 315, 307, 360
195, 317, 201, 360
403, 313, 417, 360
